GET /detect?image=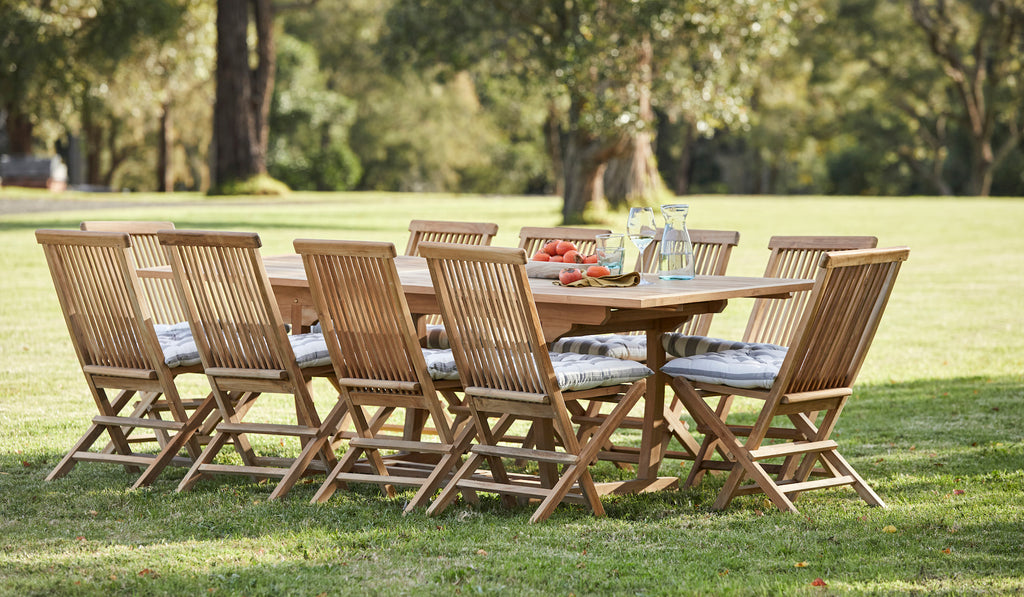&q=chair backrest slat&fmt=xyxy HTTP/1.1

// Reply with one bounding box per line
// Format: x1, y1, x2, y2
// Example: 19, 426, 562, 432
159, 230, 292, 372
405, 220, 499, 256
777, 247, 908, 395
743, 235, 879, 346
423, 243, 557, 401
518, 226, 611, 257
37, 230, 158, 371
80, 221, 186, 325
